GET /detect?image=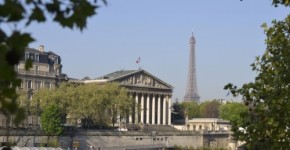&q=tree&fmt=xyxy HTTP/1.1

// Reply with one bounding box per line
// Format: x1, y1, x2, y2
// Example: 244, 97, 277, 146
199, 100, 221, 118
16, 89, 31, 127
171, 101, 185, 124
180, 101, 200, 119
33, 82, 133, 128
41, 103, 63, 144
240, 0, 290, 7
0, 0, 106, 126
102, 83, 133, 127
225, 15, 290, 149
271, 0, 290, 6
219, 102, 247, 127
